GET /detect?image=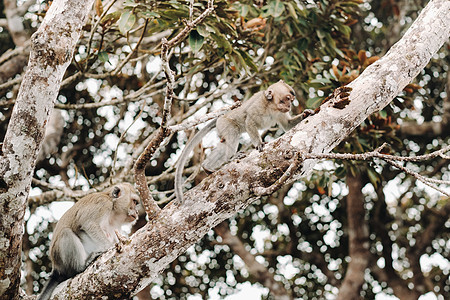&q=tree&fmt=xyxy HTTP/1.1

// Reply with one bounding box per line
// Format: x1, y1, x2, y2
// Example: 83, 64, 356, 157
0, 0, 449, 299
